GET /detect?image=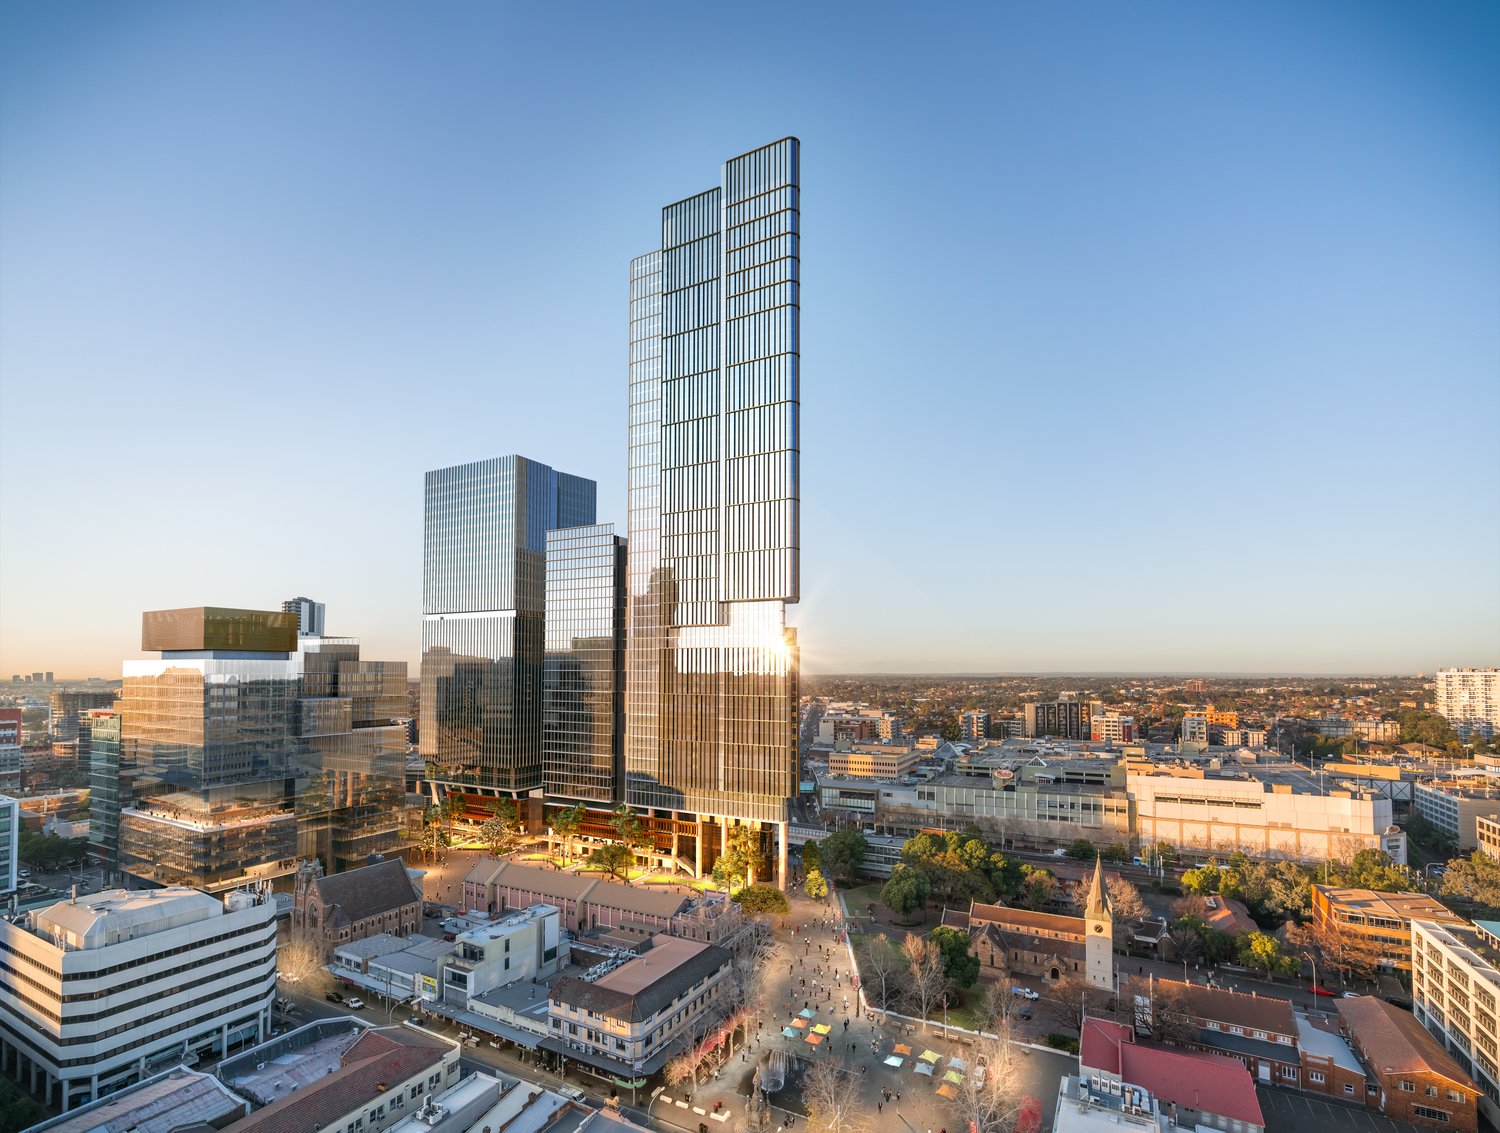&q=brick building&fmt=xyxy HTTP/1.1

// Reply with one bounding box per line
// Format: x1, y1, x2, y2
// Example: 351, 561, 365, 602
291, 858, 423, 955
1338, 996, 1478, 1131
